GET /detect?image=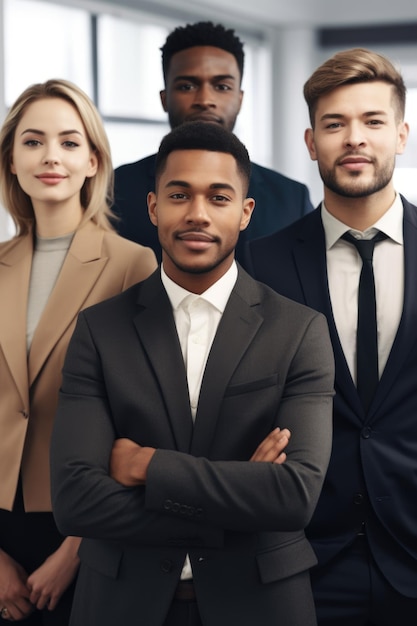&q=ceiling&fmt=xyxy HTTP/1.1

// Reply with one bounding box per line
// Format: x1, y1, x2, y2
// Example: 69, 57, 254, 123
107, 0, 417, 29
